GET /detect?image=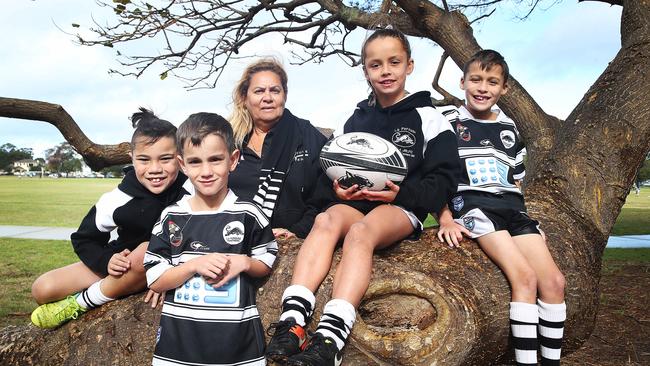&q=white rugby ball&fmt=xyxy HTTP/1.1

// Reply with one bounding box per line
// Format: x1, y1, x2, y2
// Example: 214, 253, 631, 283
319, 132, 408, 191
